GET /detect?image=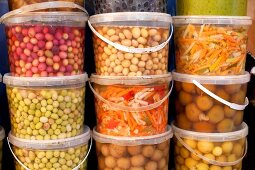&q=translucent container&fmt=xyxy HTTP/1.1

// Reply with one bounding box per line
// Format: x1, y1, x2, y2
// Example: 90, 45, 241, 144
2, 11, 88, 77
173, 72, 250, 133
89, 12, 172, 76
8, 126, 91, 170
93, 125, 173, 170
90, 73, 172, 136
173, 16, 252, 75
0, 126, 5, 170
177, 0, 247, 16
4, 73, 87, 140
8, 0, 84, 11
93, 0, 167, 14
173, 123, 248, 170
